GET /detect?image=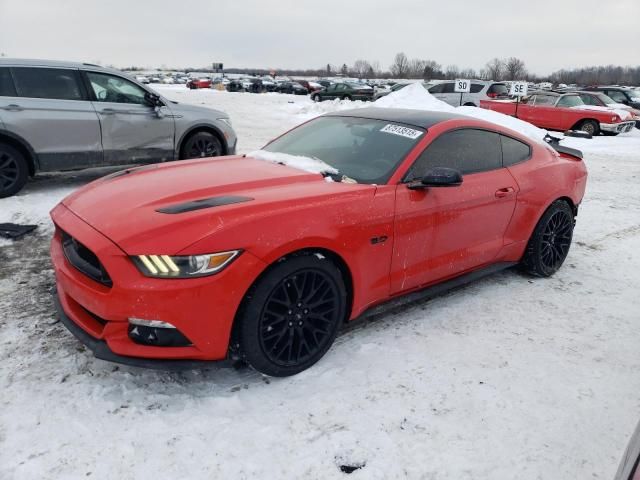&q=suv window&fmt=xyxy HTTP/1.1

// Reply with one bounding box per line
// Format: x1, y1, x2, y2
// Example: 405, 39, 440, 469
500, 135, 531, 166
86, 72, 148, 105
441, 82, 455, 94
12, 67, 84, 101
428, 83, 444, 94
406, 128, 502, 179
488, 83, 508, 96
470, 83, 484, 93
0, 68, 17, 96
